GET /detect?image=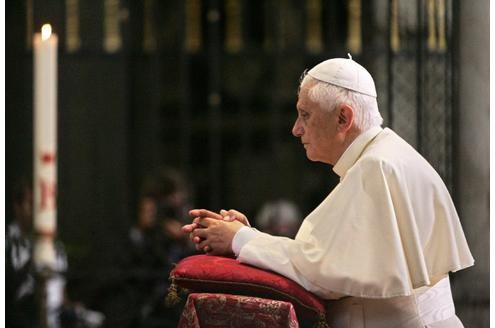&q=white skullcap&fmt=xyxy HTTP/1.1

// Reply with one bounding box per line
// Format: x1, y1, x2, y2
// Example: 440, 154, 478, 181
307, 54, 377, 98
